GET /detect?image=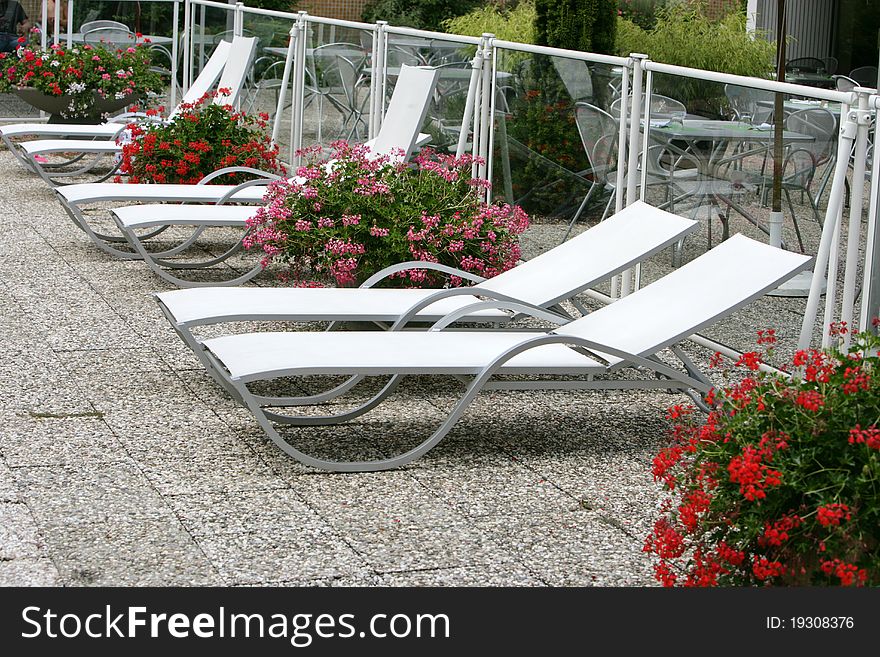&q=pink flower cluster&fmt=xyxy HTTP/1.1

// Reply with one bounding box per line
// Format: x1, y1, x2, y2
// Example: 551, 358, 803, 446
244, 142, 529, 287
